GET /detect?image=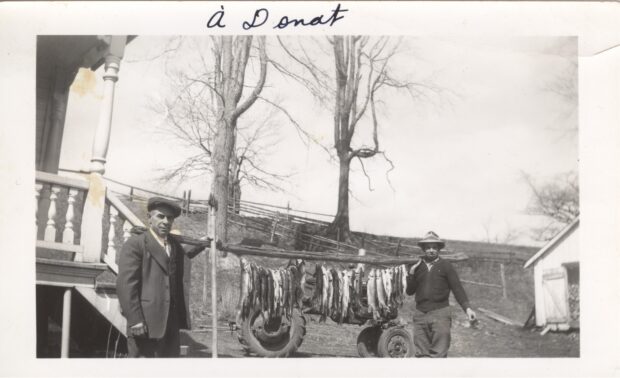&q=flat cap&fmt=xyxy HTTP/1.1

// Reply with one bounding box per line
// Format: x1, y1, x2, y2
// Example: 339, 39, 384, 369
147, 196, 182, 218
